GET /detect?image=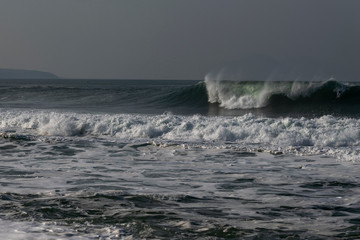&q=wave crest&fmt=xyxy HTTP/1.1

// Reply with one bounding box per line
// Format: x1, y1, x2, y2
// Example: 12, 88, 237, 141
204, 76, 359, 109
